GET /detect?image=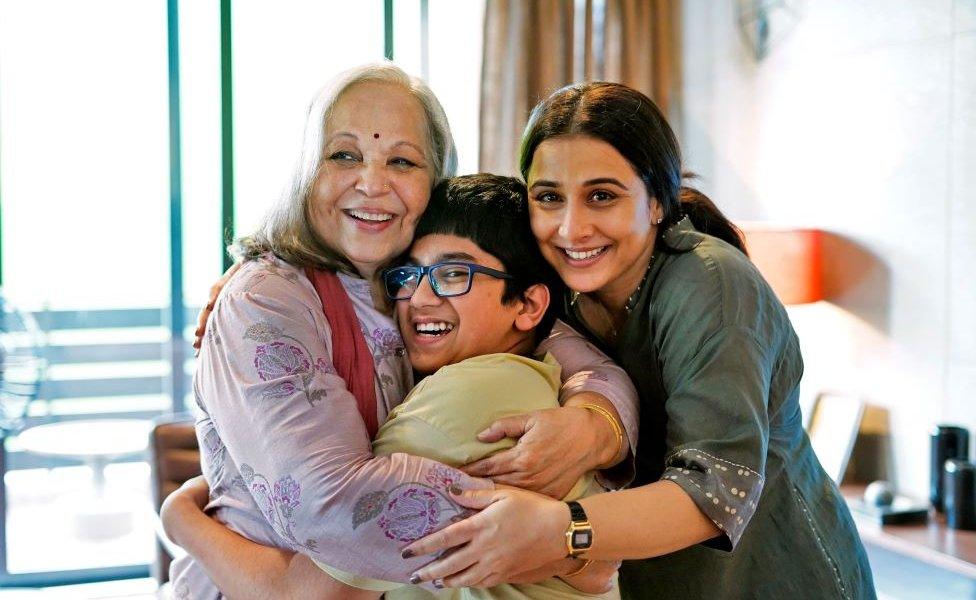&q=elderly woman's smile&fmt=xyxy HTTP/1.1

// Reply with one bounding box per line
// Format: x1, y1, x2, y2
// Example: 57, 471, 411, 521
309, 81, 434, 279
